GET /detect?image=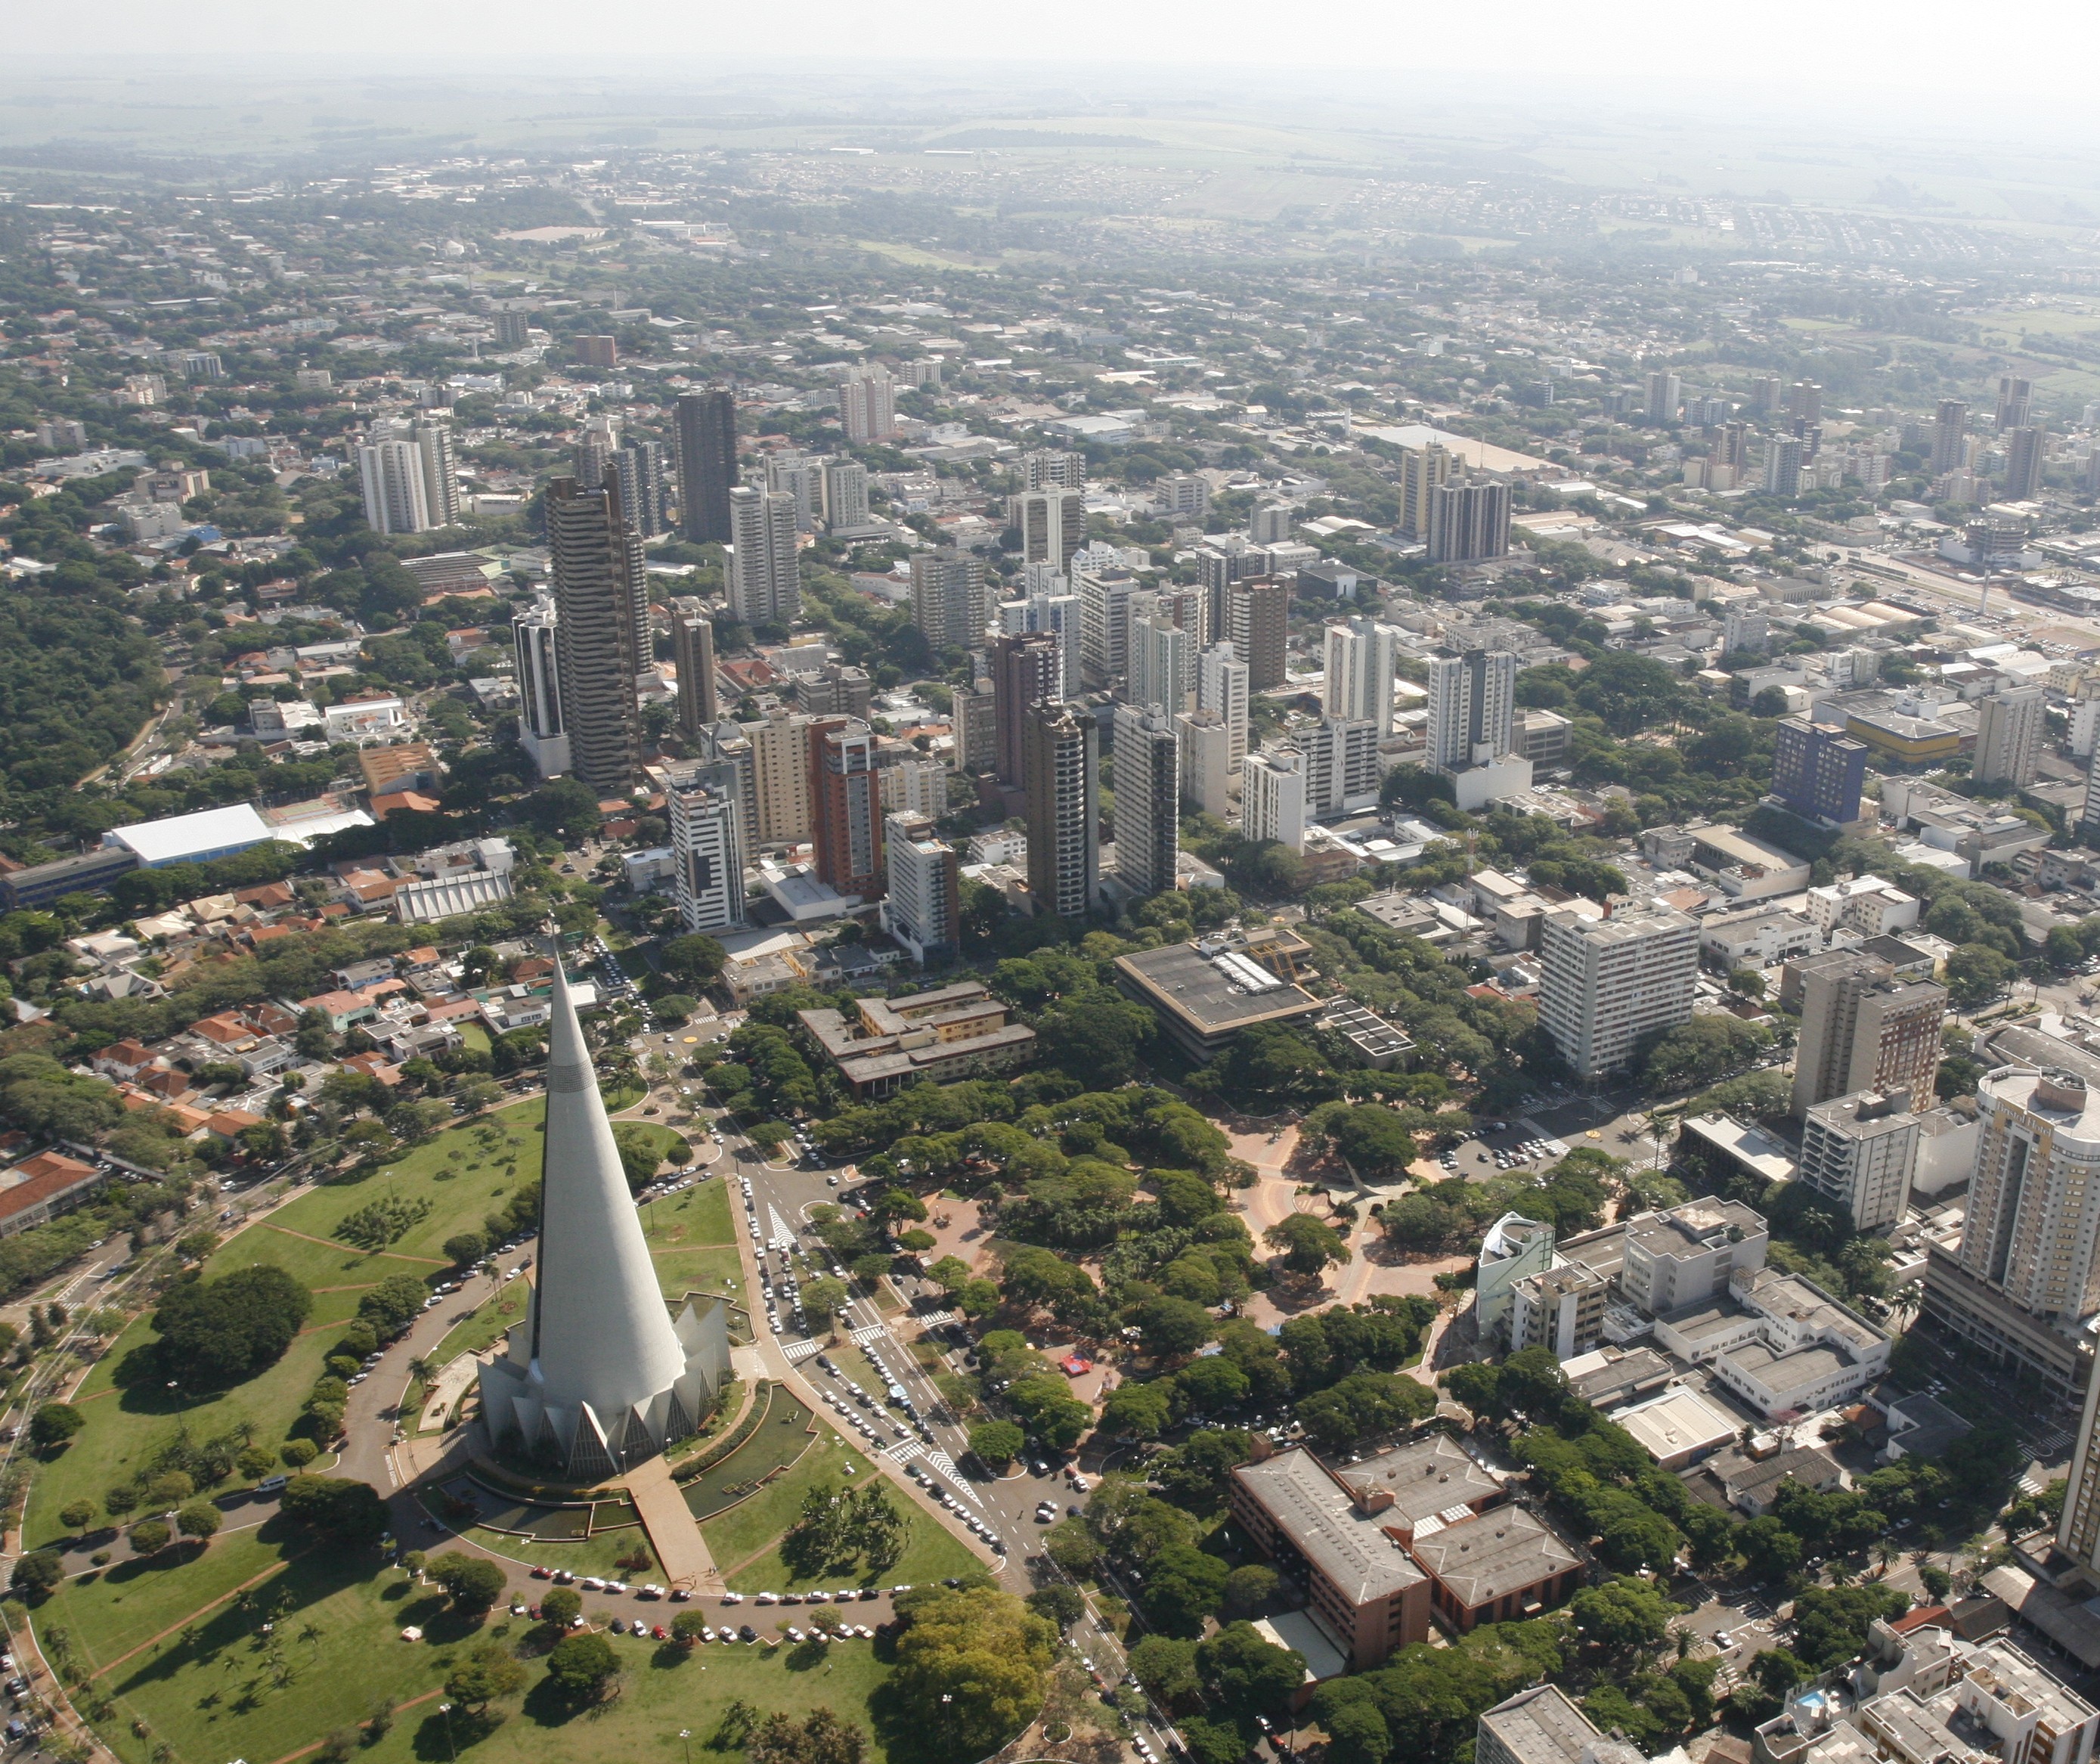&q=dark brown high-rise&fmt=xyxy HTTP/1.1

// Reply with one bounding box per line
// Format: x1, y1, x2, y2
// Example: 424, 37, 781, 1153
1225, 577, 1289, 690
675, 388, 738, 545
807, 718, 884, 901
990, 631, 1061, 790
546, 476, 644, 796
671, 597, 718, 736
